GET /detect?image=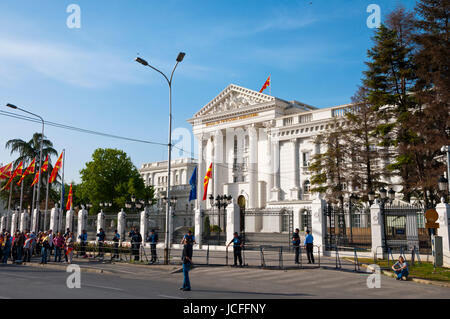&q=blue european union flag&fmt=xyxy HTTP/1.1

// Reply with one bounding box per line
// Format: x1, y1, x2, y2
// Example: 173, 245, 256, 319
189, 167, 197, 202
